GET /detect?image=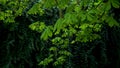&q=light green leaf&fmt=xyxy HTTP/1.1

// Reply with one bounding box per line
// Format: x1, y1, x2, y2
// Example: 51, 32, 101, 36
59, 50, 72, 56
41, 26, 53, 40
39, 58, 53, 65
54, 18, 64, 34
53, 56, 66, 66
49, 47, 57, 51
